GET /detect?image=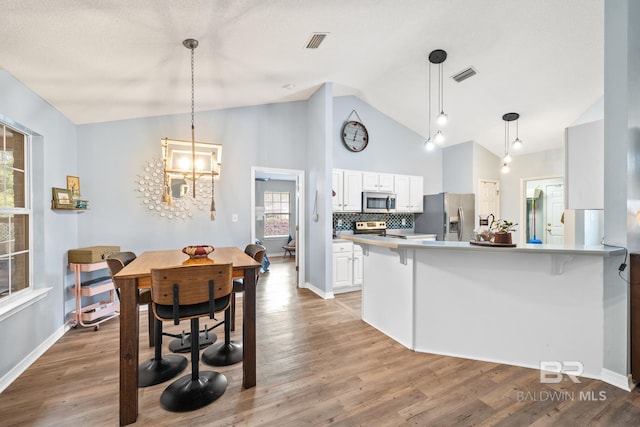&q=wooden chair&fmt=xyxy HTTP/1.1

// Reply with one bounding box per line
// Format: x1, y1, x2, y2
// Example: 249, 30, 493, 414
203, 244, 265, 367
282, 239, 296, 257
106, 252, 187, 387
151, 263, 233, 412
